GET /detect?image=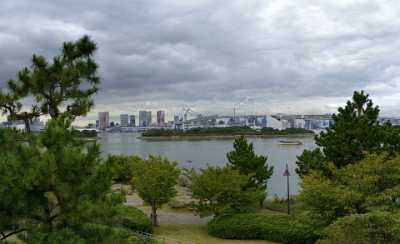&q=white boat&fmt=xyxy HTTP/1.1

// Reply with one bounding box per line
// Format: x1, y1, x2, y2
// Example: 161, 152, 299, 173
279, 140, 302, 145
